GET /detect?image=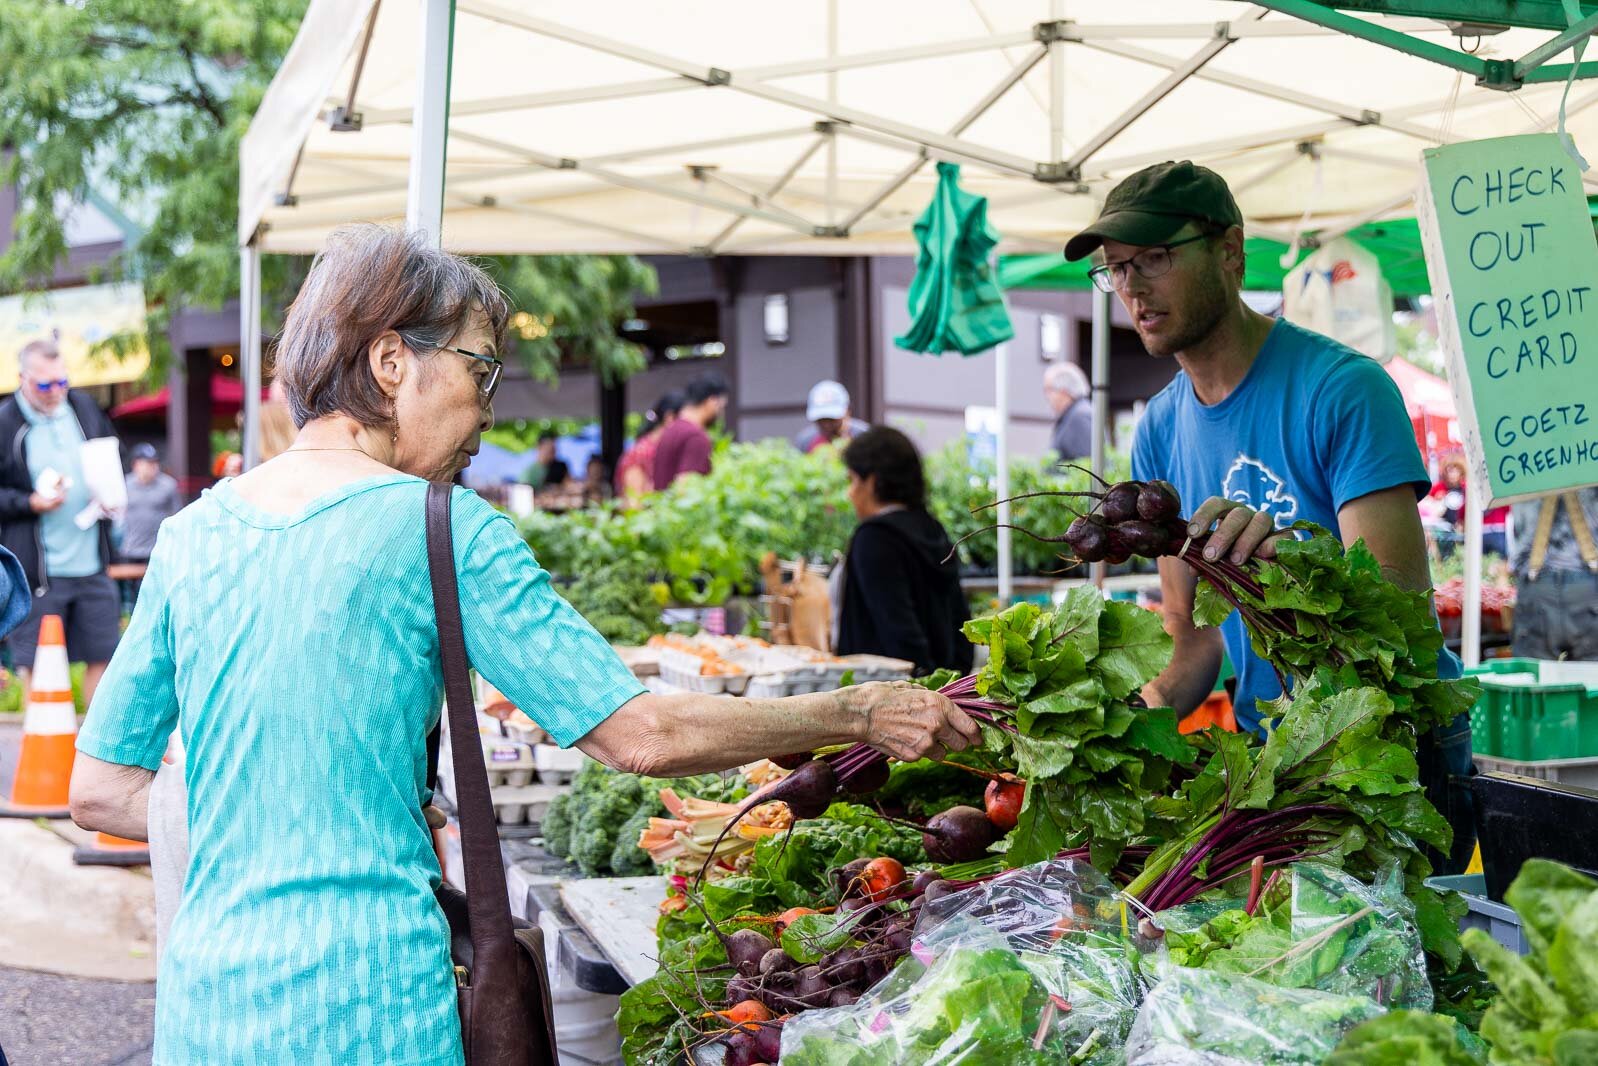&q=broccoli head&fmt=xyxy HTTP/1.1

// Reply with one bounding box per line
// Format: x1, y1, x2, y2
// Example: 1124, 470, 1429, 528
568, 774, 648, 876
610, 805, 658, 877
541, 791, 575, 859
